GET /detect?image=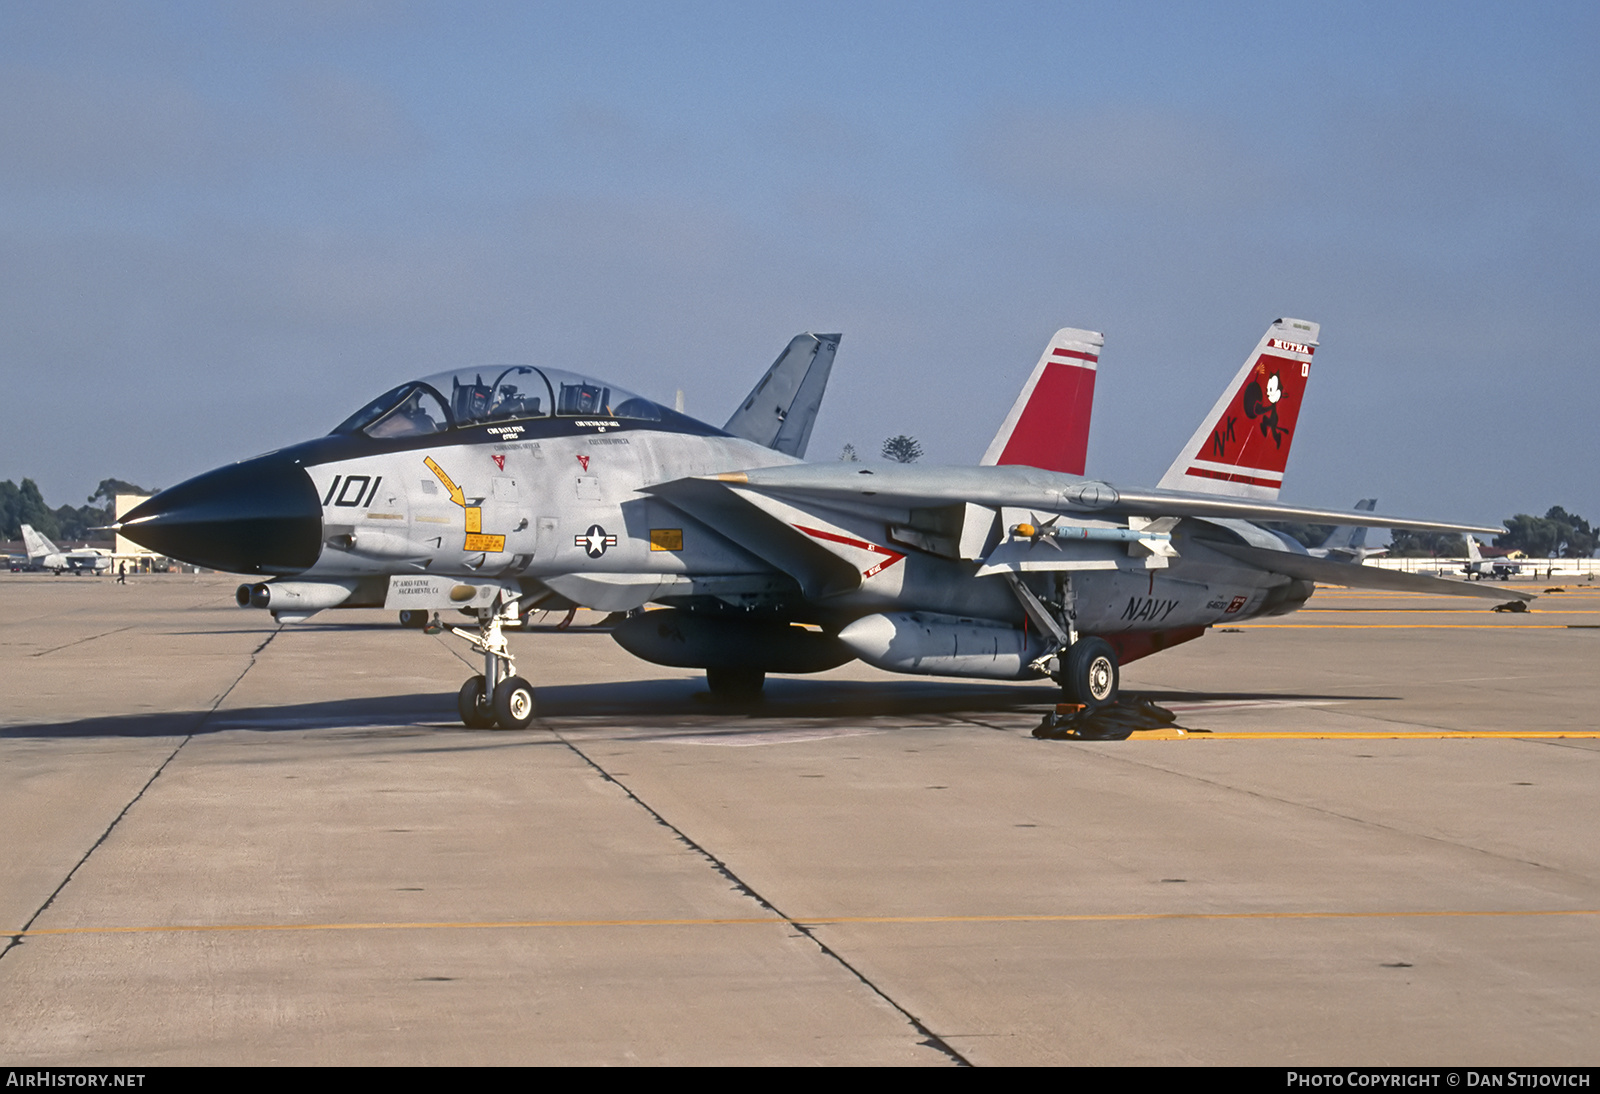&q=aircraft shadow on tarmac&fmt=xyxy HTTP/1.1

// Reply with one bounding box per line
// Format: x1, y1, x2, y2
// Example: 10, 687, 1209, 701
1, 677, 1396, 740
